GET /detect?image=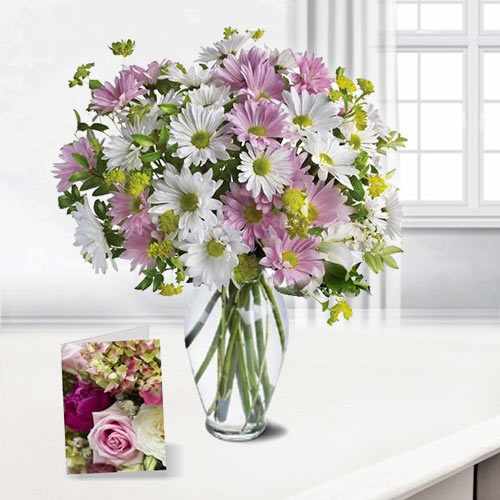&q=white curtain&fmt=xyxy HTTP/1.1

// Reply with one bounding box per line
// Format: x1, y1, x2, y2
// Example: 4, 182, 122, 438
287, 0, 401, 311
